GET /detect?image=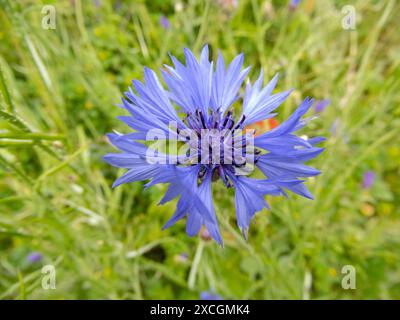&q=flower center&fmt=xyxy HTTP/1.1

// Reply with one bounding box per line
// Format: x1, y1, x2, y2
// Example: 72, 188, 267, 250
178, 108, 261, 184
